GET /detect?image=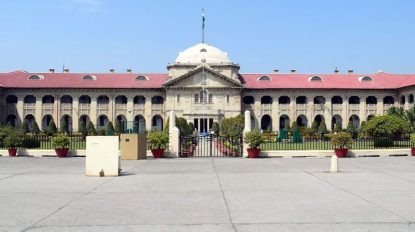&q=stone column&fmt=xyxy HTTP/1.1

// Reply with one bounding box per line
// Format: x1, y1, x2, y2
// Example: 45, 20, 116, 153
169, 111, 180, 157
90, 95, 97, 127
35, 95, 42, 130
242, 110, 251, 158
72, 95, 79, 132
